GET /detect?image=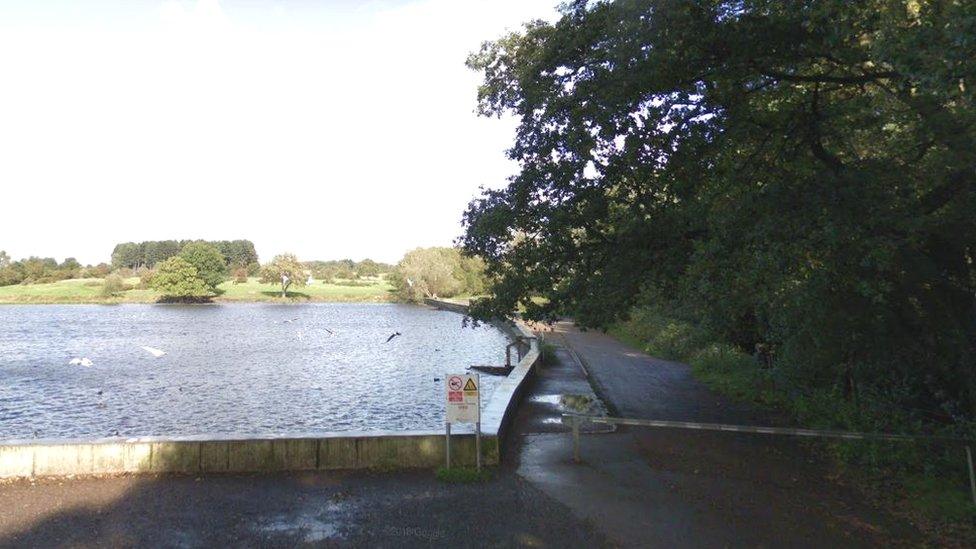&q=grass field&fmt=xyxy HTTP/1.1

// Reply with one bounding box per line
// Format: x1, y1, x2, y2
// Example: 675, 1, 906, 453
0, 277, 395, 304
